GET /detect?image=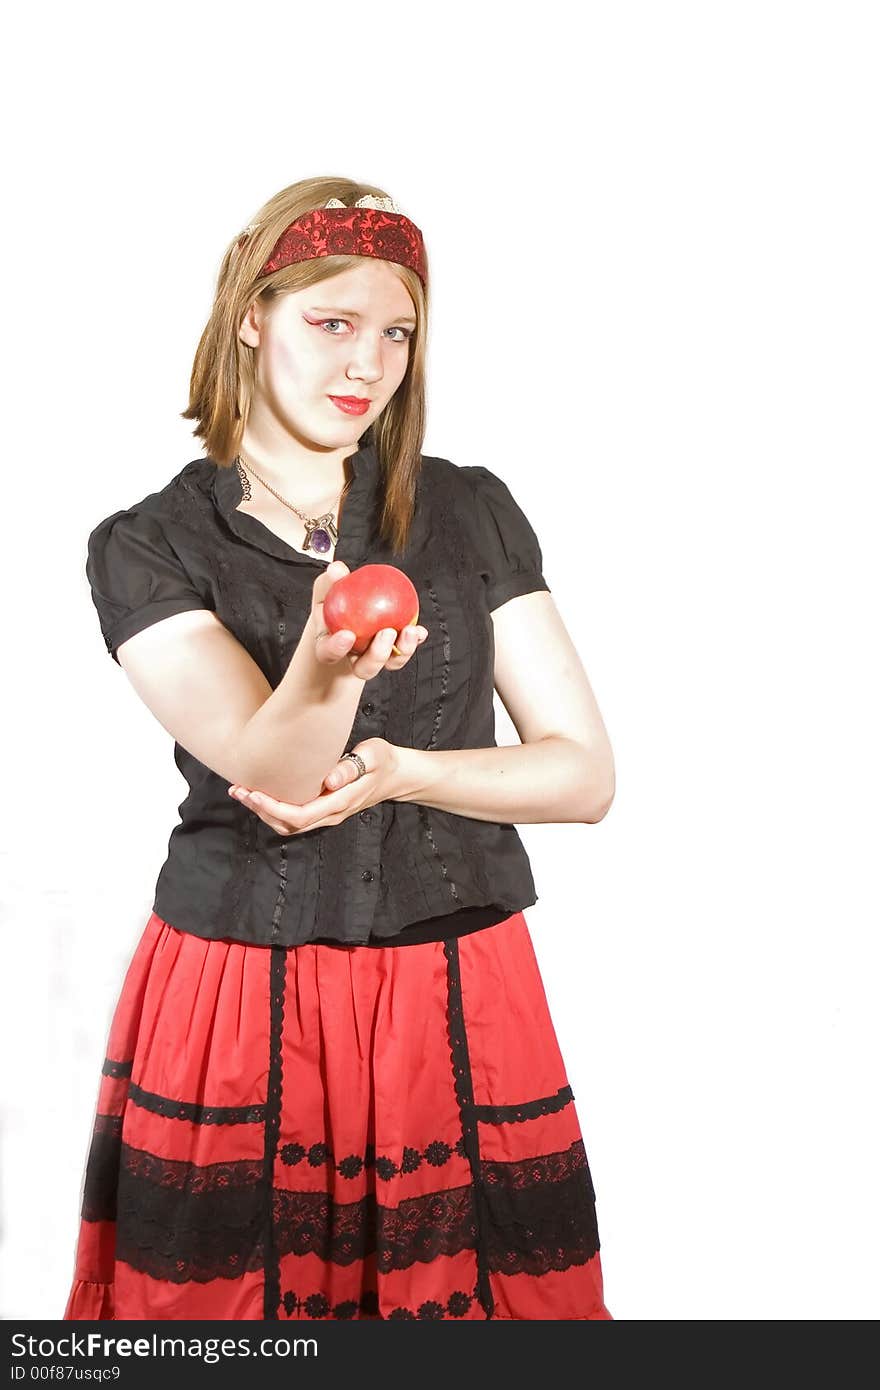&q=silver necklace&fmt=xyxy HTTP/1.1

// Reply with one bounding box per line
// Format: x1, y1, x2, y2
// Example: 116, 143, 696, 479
235, 454, 344, 556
